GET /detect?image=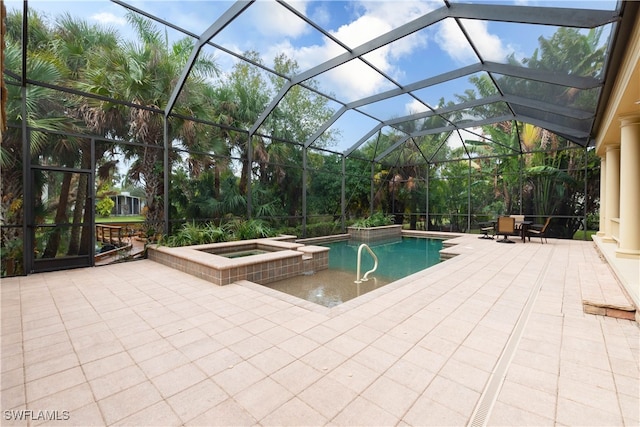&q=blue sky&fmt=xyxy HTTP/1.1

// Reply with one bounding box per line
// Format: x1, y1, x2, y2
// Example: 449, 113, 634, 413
6, 0, 617, 152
